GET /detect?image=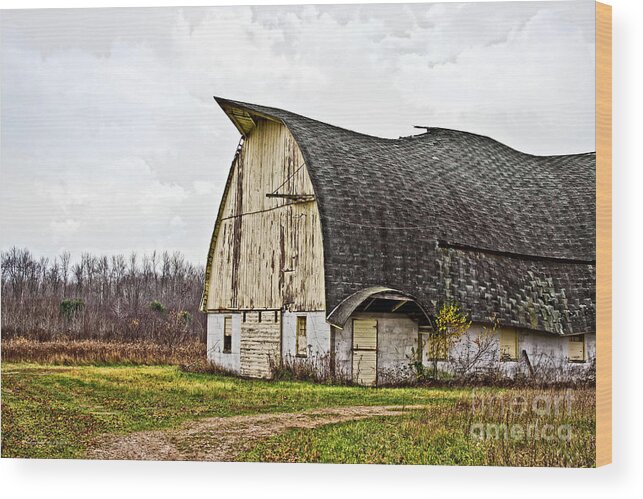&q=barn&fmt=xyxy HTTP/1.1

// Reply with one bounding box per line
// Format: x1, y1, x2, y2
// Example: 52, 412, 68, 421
201, 97, 596, 385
